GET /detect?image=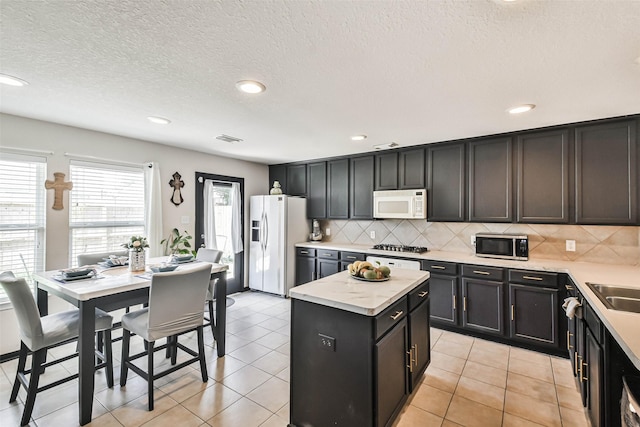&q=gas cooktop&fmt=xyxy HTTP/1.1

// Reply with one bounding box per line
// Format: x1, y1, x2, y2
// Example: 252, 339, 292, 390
372, 244, 429, 254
